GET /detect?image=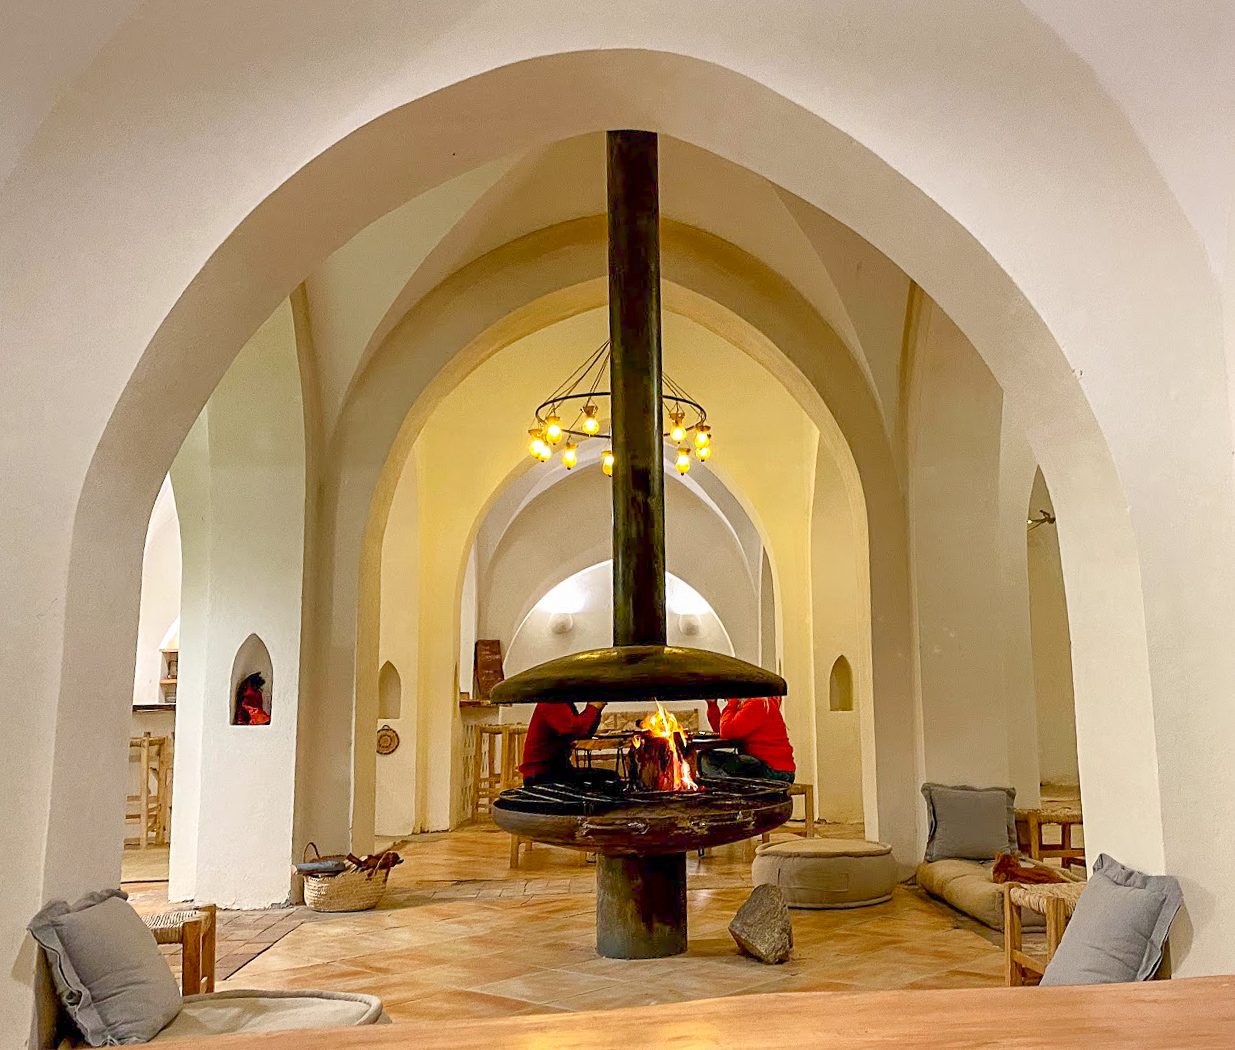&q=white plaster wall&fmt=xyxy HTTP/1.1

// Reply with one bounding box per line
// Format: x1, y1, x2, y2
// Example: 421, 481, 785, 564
131, 476, 181, 705
478, 464, 758, 663
168, 301, 307, 907
505, 564, 734, 676
1028, 471, 1080, 786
